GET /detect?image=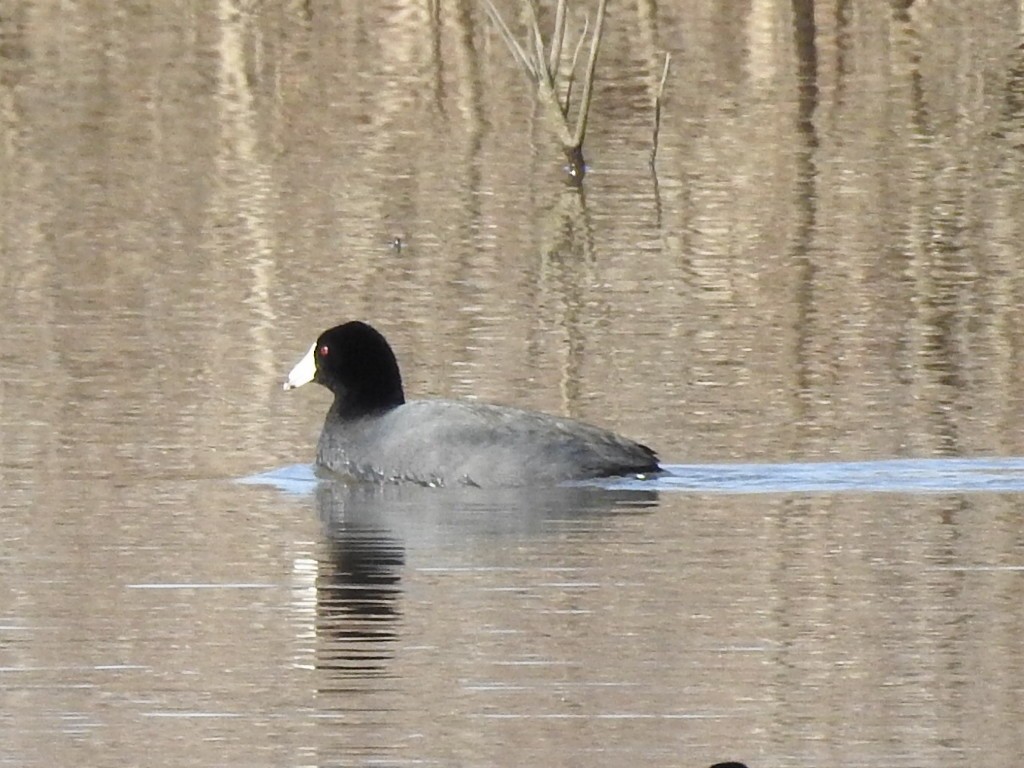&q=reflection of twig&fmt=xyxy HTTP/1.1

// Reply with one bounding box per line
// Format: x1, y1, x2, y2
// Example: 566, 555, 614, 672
536, 186, 596, 418
650, 52, 671, 167
483, 0, 608, 183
